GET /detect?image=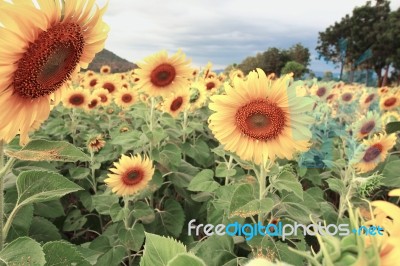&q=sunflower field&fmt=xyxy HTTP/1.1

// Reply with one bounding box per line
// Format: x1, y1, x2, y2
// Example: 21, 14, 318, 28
1, 1, 400, 266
